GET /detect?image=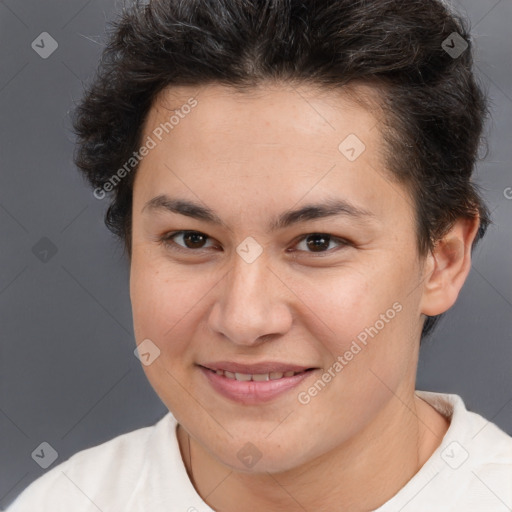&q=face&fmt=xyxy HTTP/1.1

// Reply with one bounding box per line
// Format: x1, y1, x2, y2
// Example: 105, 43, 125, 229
129, 82, 427, 473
